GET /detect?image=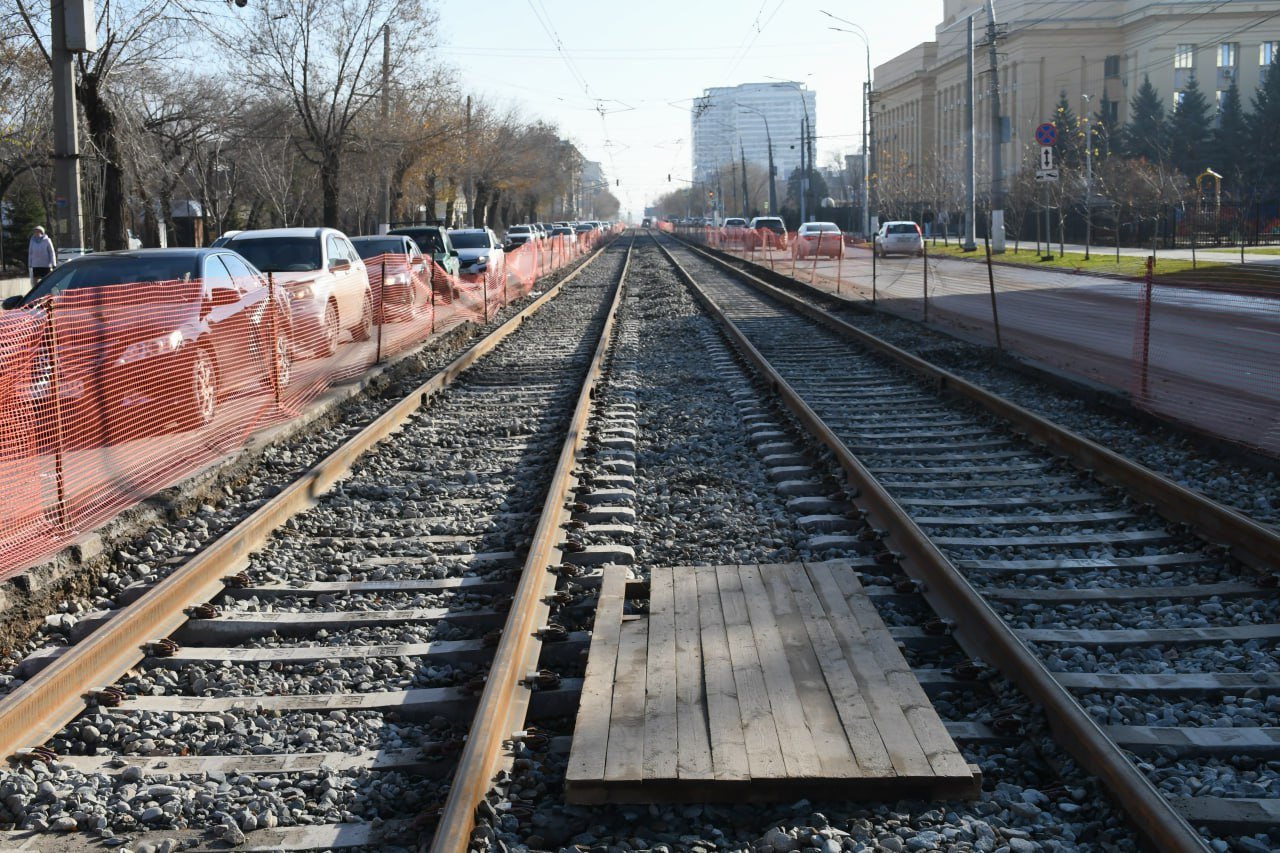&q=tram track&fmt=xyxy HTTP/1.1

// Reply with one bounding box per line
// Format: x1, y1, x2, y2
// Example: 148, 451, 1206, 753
0, 237, 630, 850
653, 233, 1280, 853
